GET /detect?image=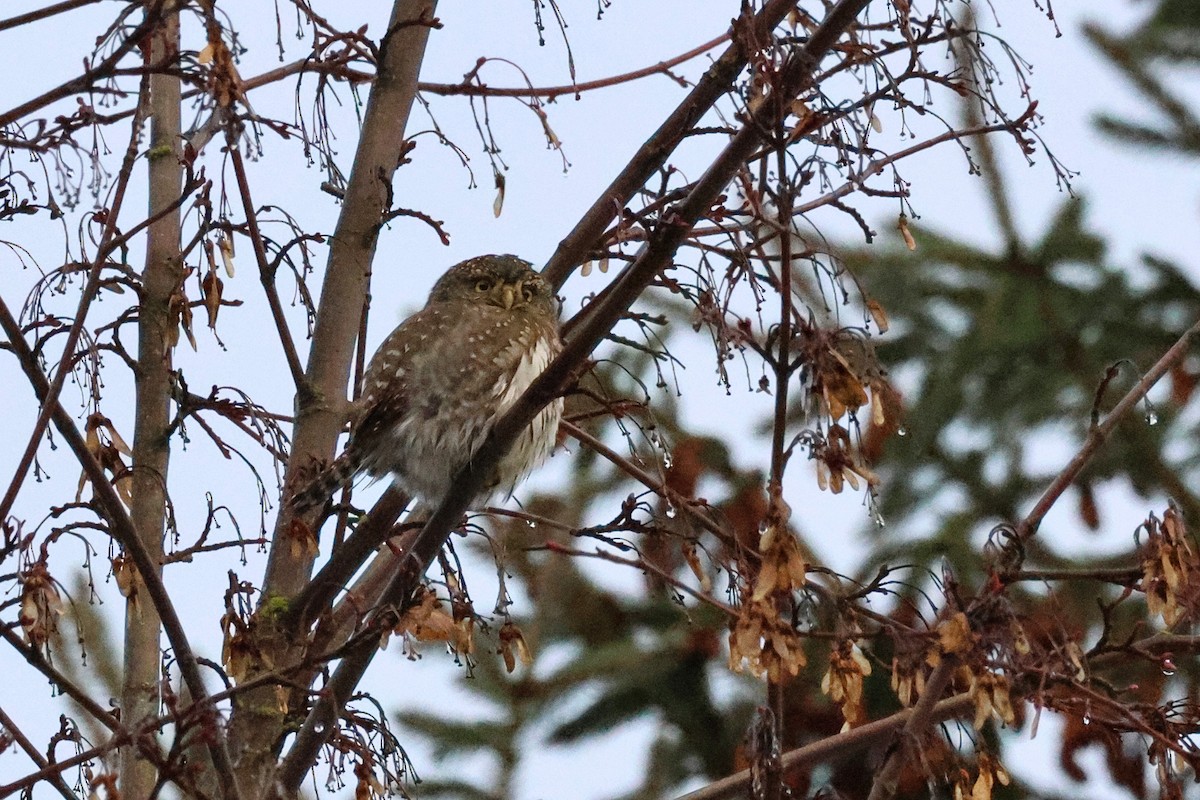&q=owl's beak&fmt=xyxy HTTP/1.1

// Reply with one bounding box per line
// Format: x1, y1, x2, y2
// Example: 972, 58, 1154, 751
499, 283, 518, 310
